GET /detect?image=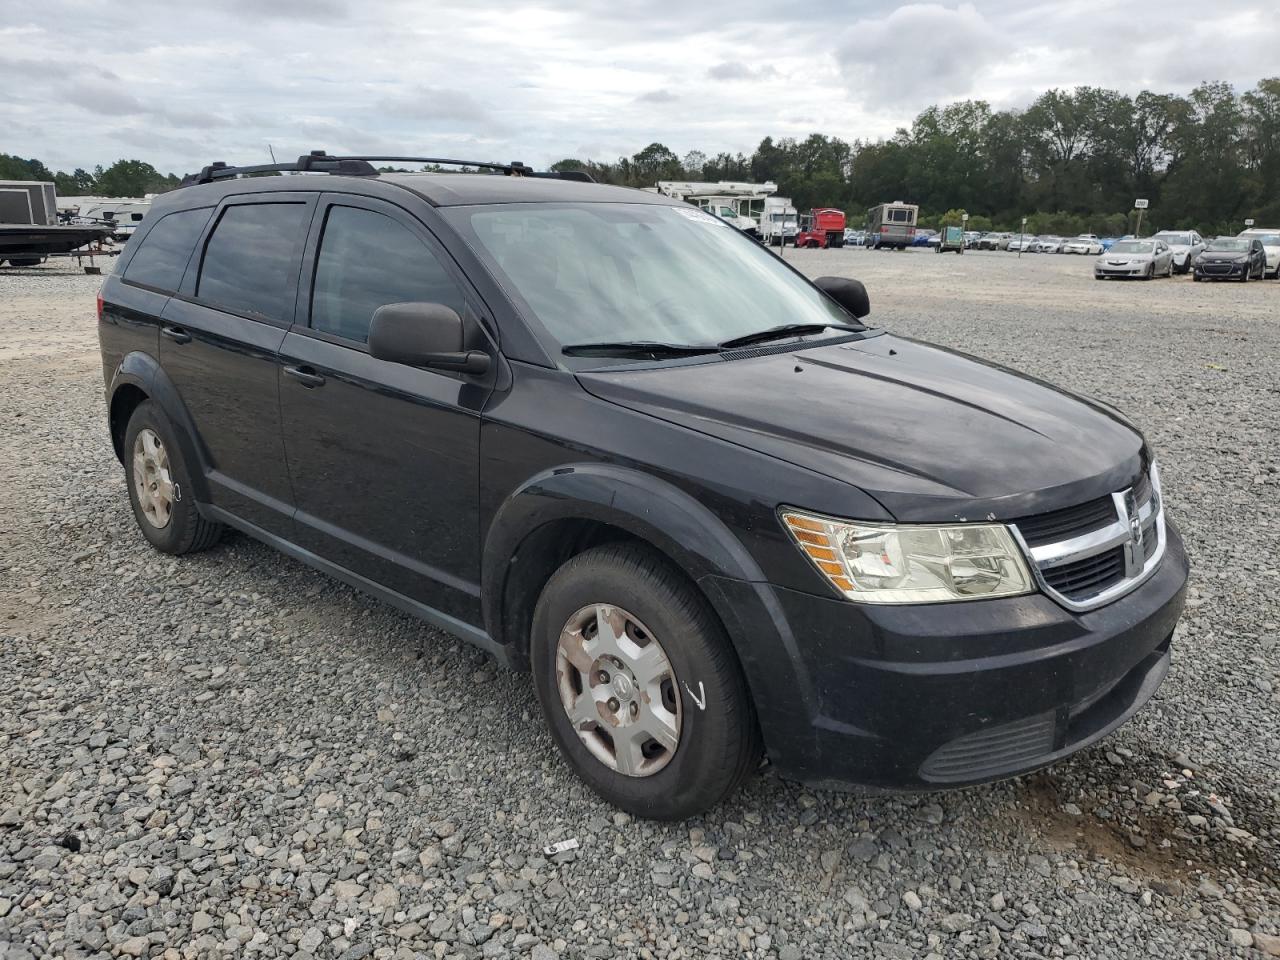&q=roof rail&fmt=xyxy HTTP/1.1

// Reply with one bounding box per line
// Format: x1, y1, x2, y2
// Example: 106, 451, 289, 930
179, 151, 594, 187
